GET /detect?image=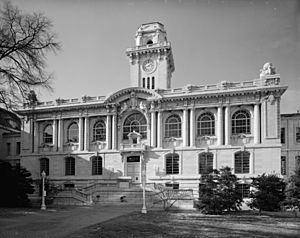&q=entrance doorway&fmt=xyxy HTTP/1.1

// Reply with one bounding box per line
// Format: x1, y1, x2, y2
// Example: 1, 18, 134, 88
127, 156, 140, 183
